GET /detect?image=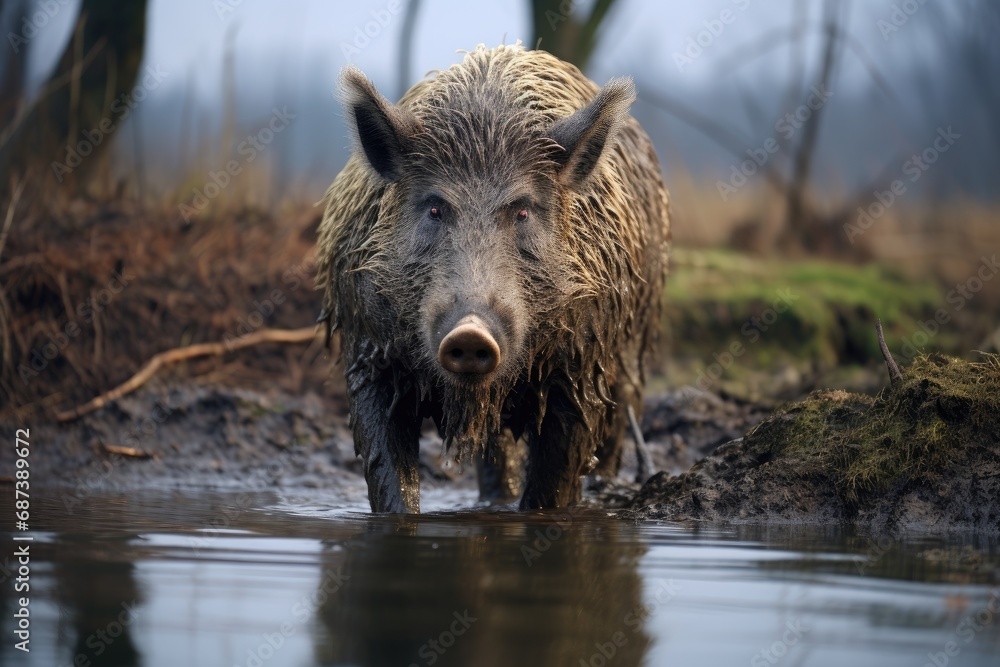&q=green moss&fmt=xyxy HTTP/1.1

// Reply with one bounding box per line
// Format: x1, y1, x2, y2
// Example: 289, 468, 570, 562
840, 354, 1000, 498
744, 353, 1000, 507
664, 250, 944, 368
661, 249, 956, 393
